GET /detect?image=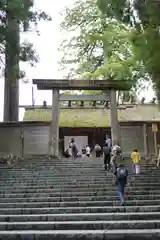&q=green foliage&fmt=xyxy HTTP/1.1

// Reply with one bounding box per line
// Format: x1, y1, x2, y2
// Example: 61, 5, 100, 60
130, 1, 160, 91
0, 0, 51, 77
59, 0, 104, 78
59, 0, 147, 93
130, 27, 160, 90
20, 42, 39, 67
97, 0, 160, 94
97, 0, 131, 24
